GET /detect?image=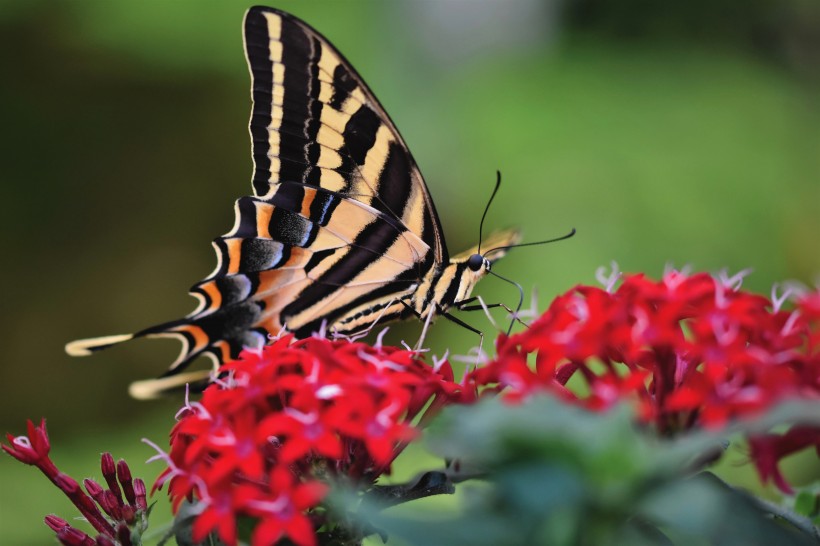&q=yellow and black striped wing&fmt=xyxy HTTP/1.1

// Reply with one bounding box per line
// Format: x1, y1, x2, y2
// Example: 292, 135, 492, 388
67, 7, 450, 393
244, 7, 446, 260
